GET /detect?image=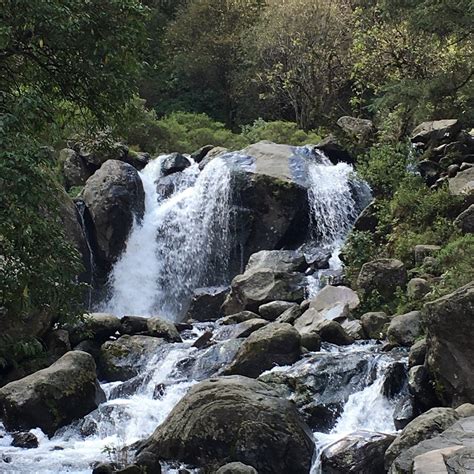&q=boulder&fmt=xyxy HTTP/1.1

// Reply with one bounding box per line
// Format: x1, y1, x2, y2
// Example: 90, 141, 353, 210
418, 160, 441, 186
411, 120, 461, 145
123, 151, 150, 171
384, 407, 459, 470
224, 323, 301, 378
190, 144, 214, 164
407, 278, 431, 300
120, 315, 148, 335
342, 319, 365, 340
454, 204, 474, 233
408, 339, 427, 368
260, 351, 372, 430
309, 285, 360, 312
456, 404, 474, 418
46, 329, 71, 358
293, 308, 324, 335
233, 319, 269, 339
353, 200, 378, 233
337, 116, 375, 142
258, 301, 299, 321
70, 313, 121, 345
139, 376, 315, 474
382, 362, 408, 399
315, 320, 355, 346
198, 146, 228, 170
0, 351, 105, 435
146, 317, 181, 342
360, 312, 390, 340
220, 311, 260, 325
61, 148, 91, 189
389, 416, 474, 474
161, 153, 190, 176
245, 250, 307, 273
320, 431, 395, 474
414, 245, 441, 265
387, 311, 422, 347
408, 365, 438, 412
99, 335, 167, 382
82, 160, 145, 270
357, 259, 407, 299
449, 167, 474, 195
11, 431, 39, 449
216, 463, 258, 474
394, 395, 416, 431
223, 266, 305, 314
423, 282, 474, 406
275, 305, 302, 324
314, 135, 354, 164
186, 287, 229, 322
300, 332, 321, 352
